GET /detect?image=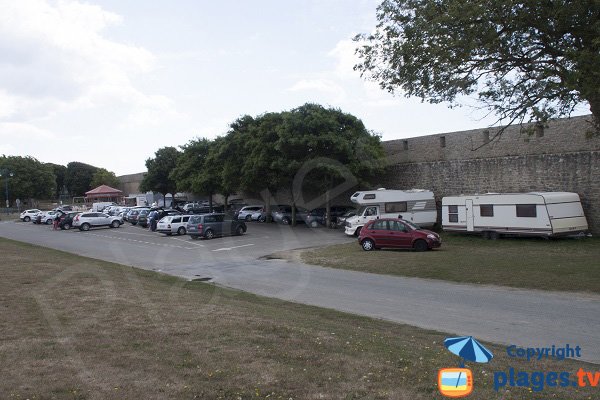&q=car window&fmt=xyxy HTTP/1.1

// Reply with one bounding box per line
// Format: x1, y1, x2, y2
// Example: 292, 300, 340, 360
364, 206, 378, 217
189, 216, 200, 224
204, 216, 215, 223
390, 220, 408, 232
182, 216, 190, 223
215, 214, 225, 222
371, 220, 387, 230
172, 217, 181, 223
